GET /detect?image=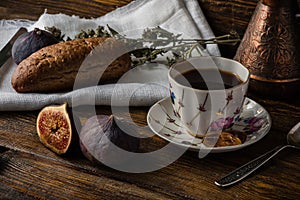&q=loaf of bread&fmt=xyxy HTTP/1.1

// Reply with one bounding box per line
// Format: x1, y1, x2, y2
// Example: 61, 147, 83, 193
11, 37, 131, 93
